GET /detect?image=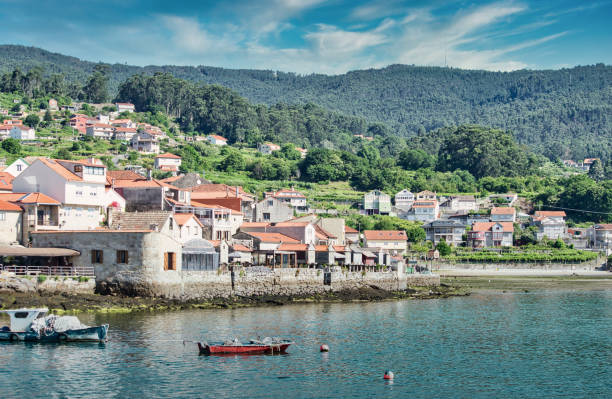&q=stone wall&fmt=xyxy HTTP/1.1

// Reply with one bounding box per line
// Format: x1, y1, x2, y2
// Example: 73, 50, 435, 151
0, 273, 94, 294
435, 258, 603, 271
105, 268, 440, 300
